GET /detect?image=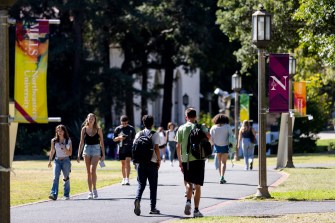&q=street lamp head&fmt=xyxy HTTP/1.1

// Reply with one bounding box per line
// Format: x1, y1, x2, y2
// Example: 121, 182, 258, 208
289, 55, 296, 76
231, 70, 242, 92
252, 5, 272, 48
182, 93, 189, 107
